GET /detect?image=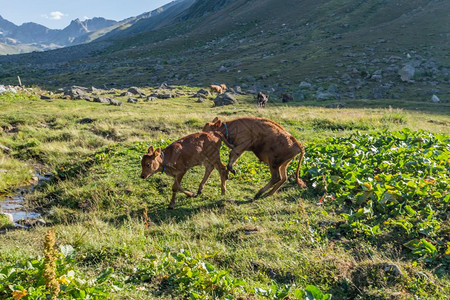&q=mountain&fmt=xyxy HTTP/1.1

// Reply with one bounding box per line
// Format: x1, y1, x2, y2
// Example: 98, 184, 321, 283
0, 0, 449, 102
0, 15, 117, 54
